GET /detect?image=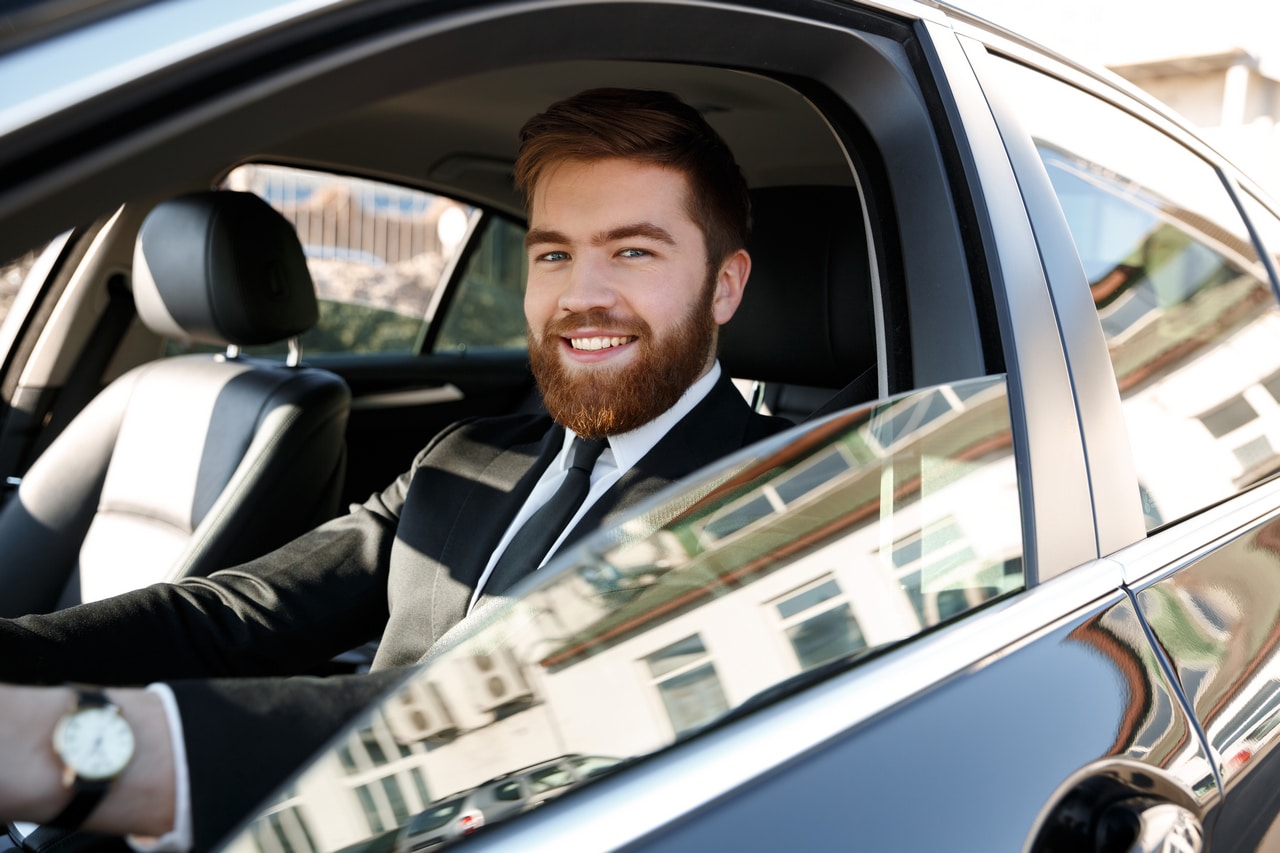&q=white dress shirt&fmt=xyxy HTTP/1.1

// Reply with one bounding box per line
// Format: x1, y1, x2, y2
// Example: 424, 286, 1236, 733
467, 361, 722, 611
